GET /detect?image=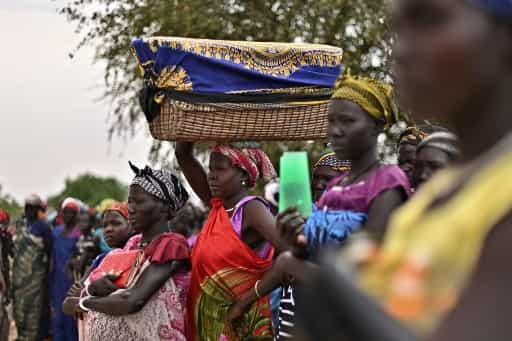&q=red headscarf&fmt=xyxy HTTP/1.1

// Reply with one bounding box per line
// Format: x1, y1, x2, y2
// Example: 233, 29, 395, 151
62, 197, 80, 213
0, 209, 9, 223
212, 144, 276, 187
105, 201, 129, 220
